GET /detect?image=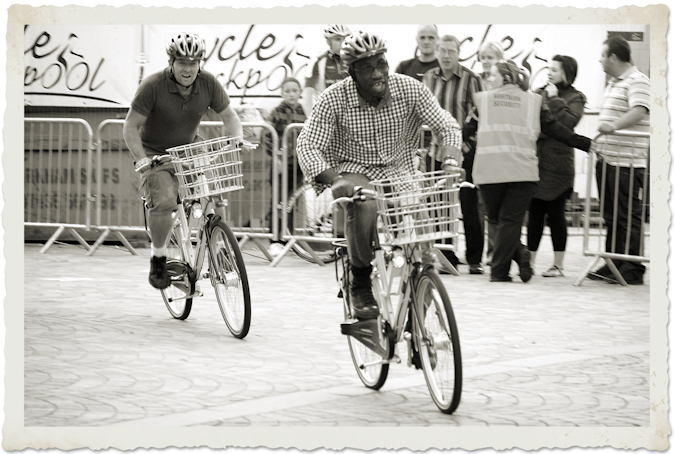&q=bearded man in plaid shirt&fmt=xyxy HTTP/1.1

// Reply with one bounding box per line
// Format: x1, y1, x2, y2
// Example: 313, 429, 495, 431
296, 30, 463, 320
